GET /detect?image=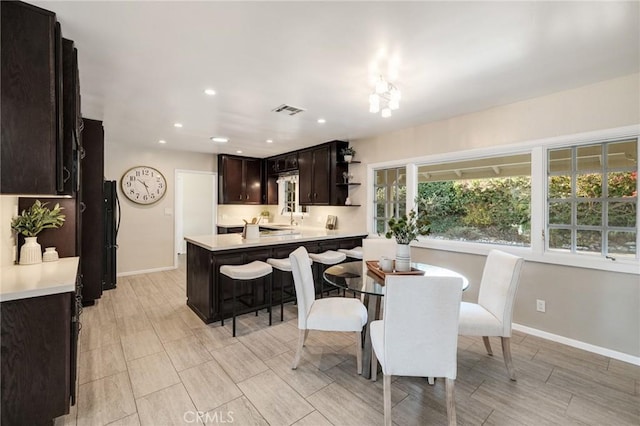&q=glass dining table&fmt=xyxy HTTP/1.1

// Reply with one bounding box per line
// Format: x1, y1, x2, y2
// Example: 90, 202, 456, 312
323, 260, 469, 379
